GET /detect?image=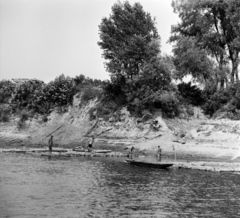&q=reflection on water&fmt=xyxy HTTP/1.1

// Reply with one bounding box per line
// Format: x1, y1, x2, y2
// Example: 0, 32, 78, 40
0, 153, 240, 218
